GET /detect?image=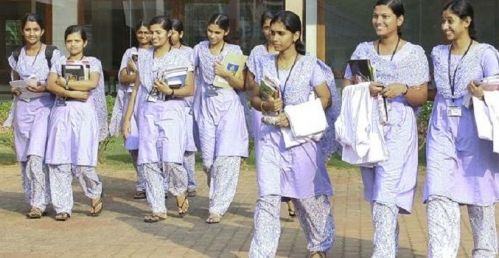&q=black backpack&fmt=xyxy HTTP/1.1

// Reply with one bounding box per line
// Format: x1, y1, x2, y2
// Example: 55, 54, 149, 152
12, 45, 58, 69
